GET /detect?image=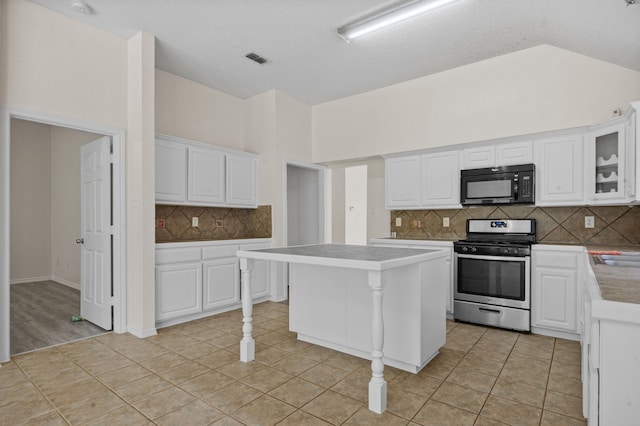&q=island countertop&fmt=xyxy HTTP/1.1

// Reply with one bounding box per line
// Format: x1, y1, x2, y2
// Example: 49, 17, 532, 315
236, 243, 446, 271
